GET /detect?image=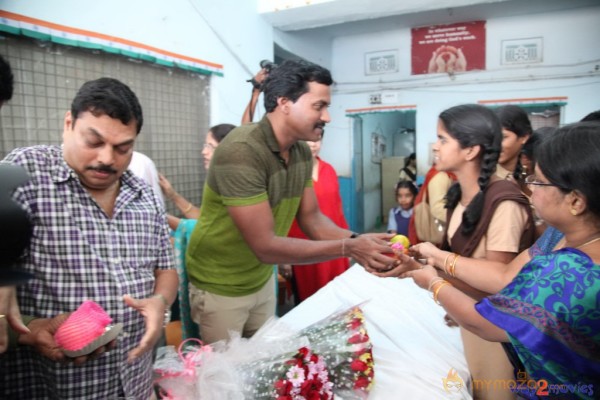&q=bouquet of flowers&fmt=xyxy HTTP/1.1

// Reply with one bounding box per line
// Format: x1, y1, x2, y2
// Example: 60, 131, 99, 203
298, 306, 374, 398
241, 346, 333, 399
153, 305, 374, 399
